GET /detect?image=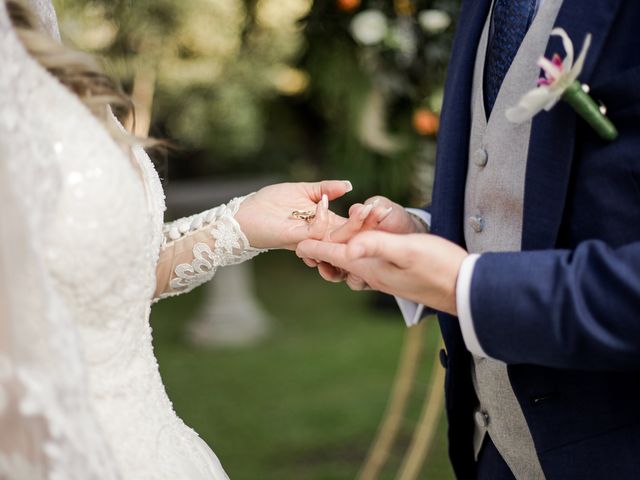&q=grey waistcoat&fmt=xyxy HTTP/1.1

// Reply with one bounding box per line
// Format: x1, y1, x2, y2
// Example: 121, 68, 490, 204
463, 0, 563, 478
